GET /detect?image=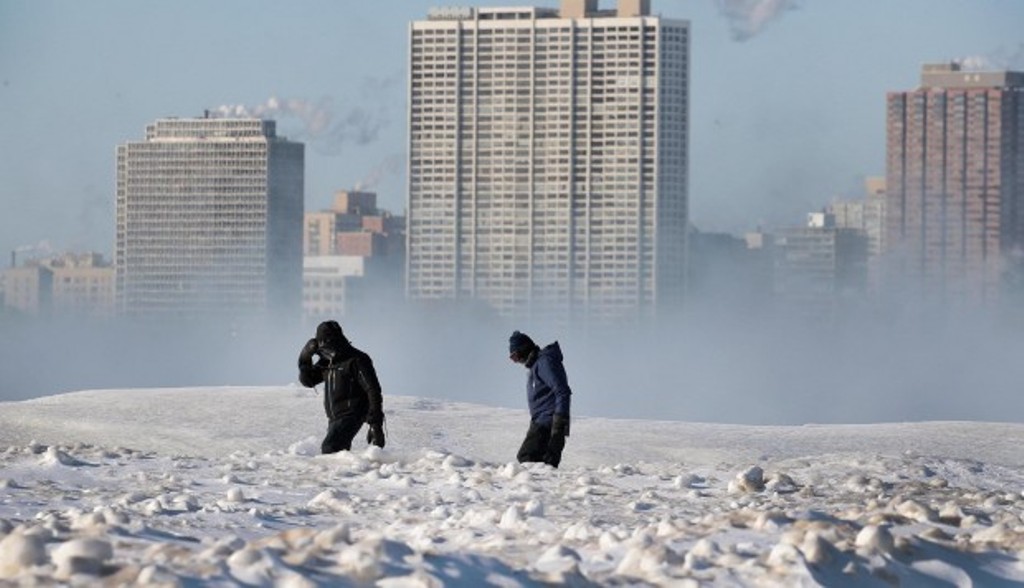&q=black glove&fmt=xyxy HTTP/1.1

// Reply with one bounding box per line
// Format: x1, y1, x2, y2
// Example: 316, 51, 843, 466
367, 423, 385, 448
298, 338, 318, 367
367, 407, 384, 428
366, 408, 385, 448
551, 414, 570, 438
544, 414, 569, 468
